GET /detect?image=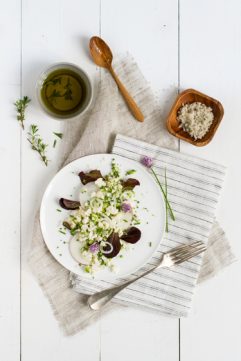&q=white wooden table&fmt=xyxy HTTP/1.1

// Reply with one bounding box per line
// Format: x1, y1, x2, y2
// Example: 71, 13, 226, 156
1, 0, 241, 360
